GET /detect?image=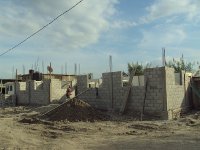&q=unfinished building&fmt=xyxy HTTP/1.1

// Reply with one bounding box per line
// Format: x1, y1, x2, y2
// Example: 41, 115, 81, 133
77, 67, 192, 119
1, 66, 199, 120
